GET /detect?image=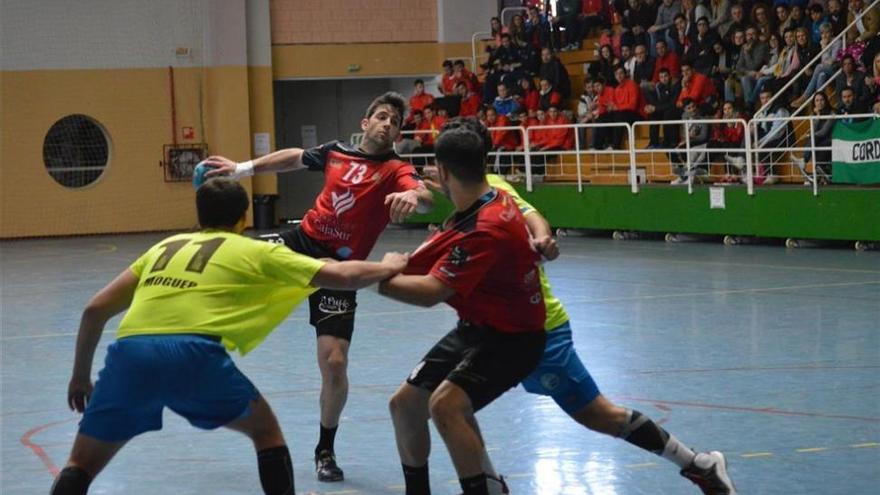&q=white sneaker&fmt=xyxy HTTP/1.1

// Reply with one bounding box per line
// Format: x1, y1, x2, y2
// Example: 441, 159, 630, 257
680, 451, 737, 495
762, 175, 777, 185
792, 156, 806, 172
670, 177, 687, 185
